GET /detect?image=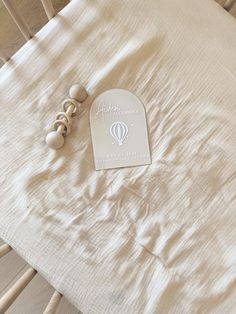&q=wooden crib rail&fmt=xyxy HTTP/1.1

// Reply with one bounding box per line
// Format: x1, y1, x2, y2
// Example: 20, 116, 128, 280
41, 0, 55, 20
44, 291, 62, 314
2, 0, 32, 40
0, 242, 62, 314
0, 267, 37, 313
0, 47, 9, 63
0, 244, 11, 258
224, 0, 236, 10
1, 0, 55, 48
